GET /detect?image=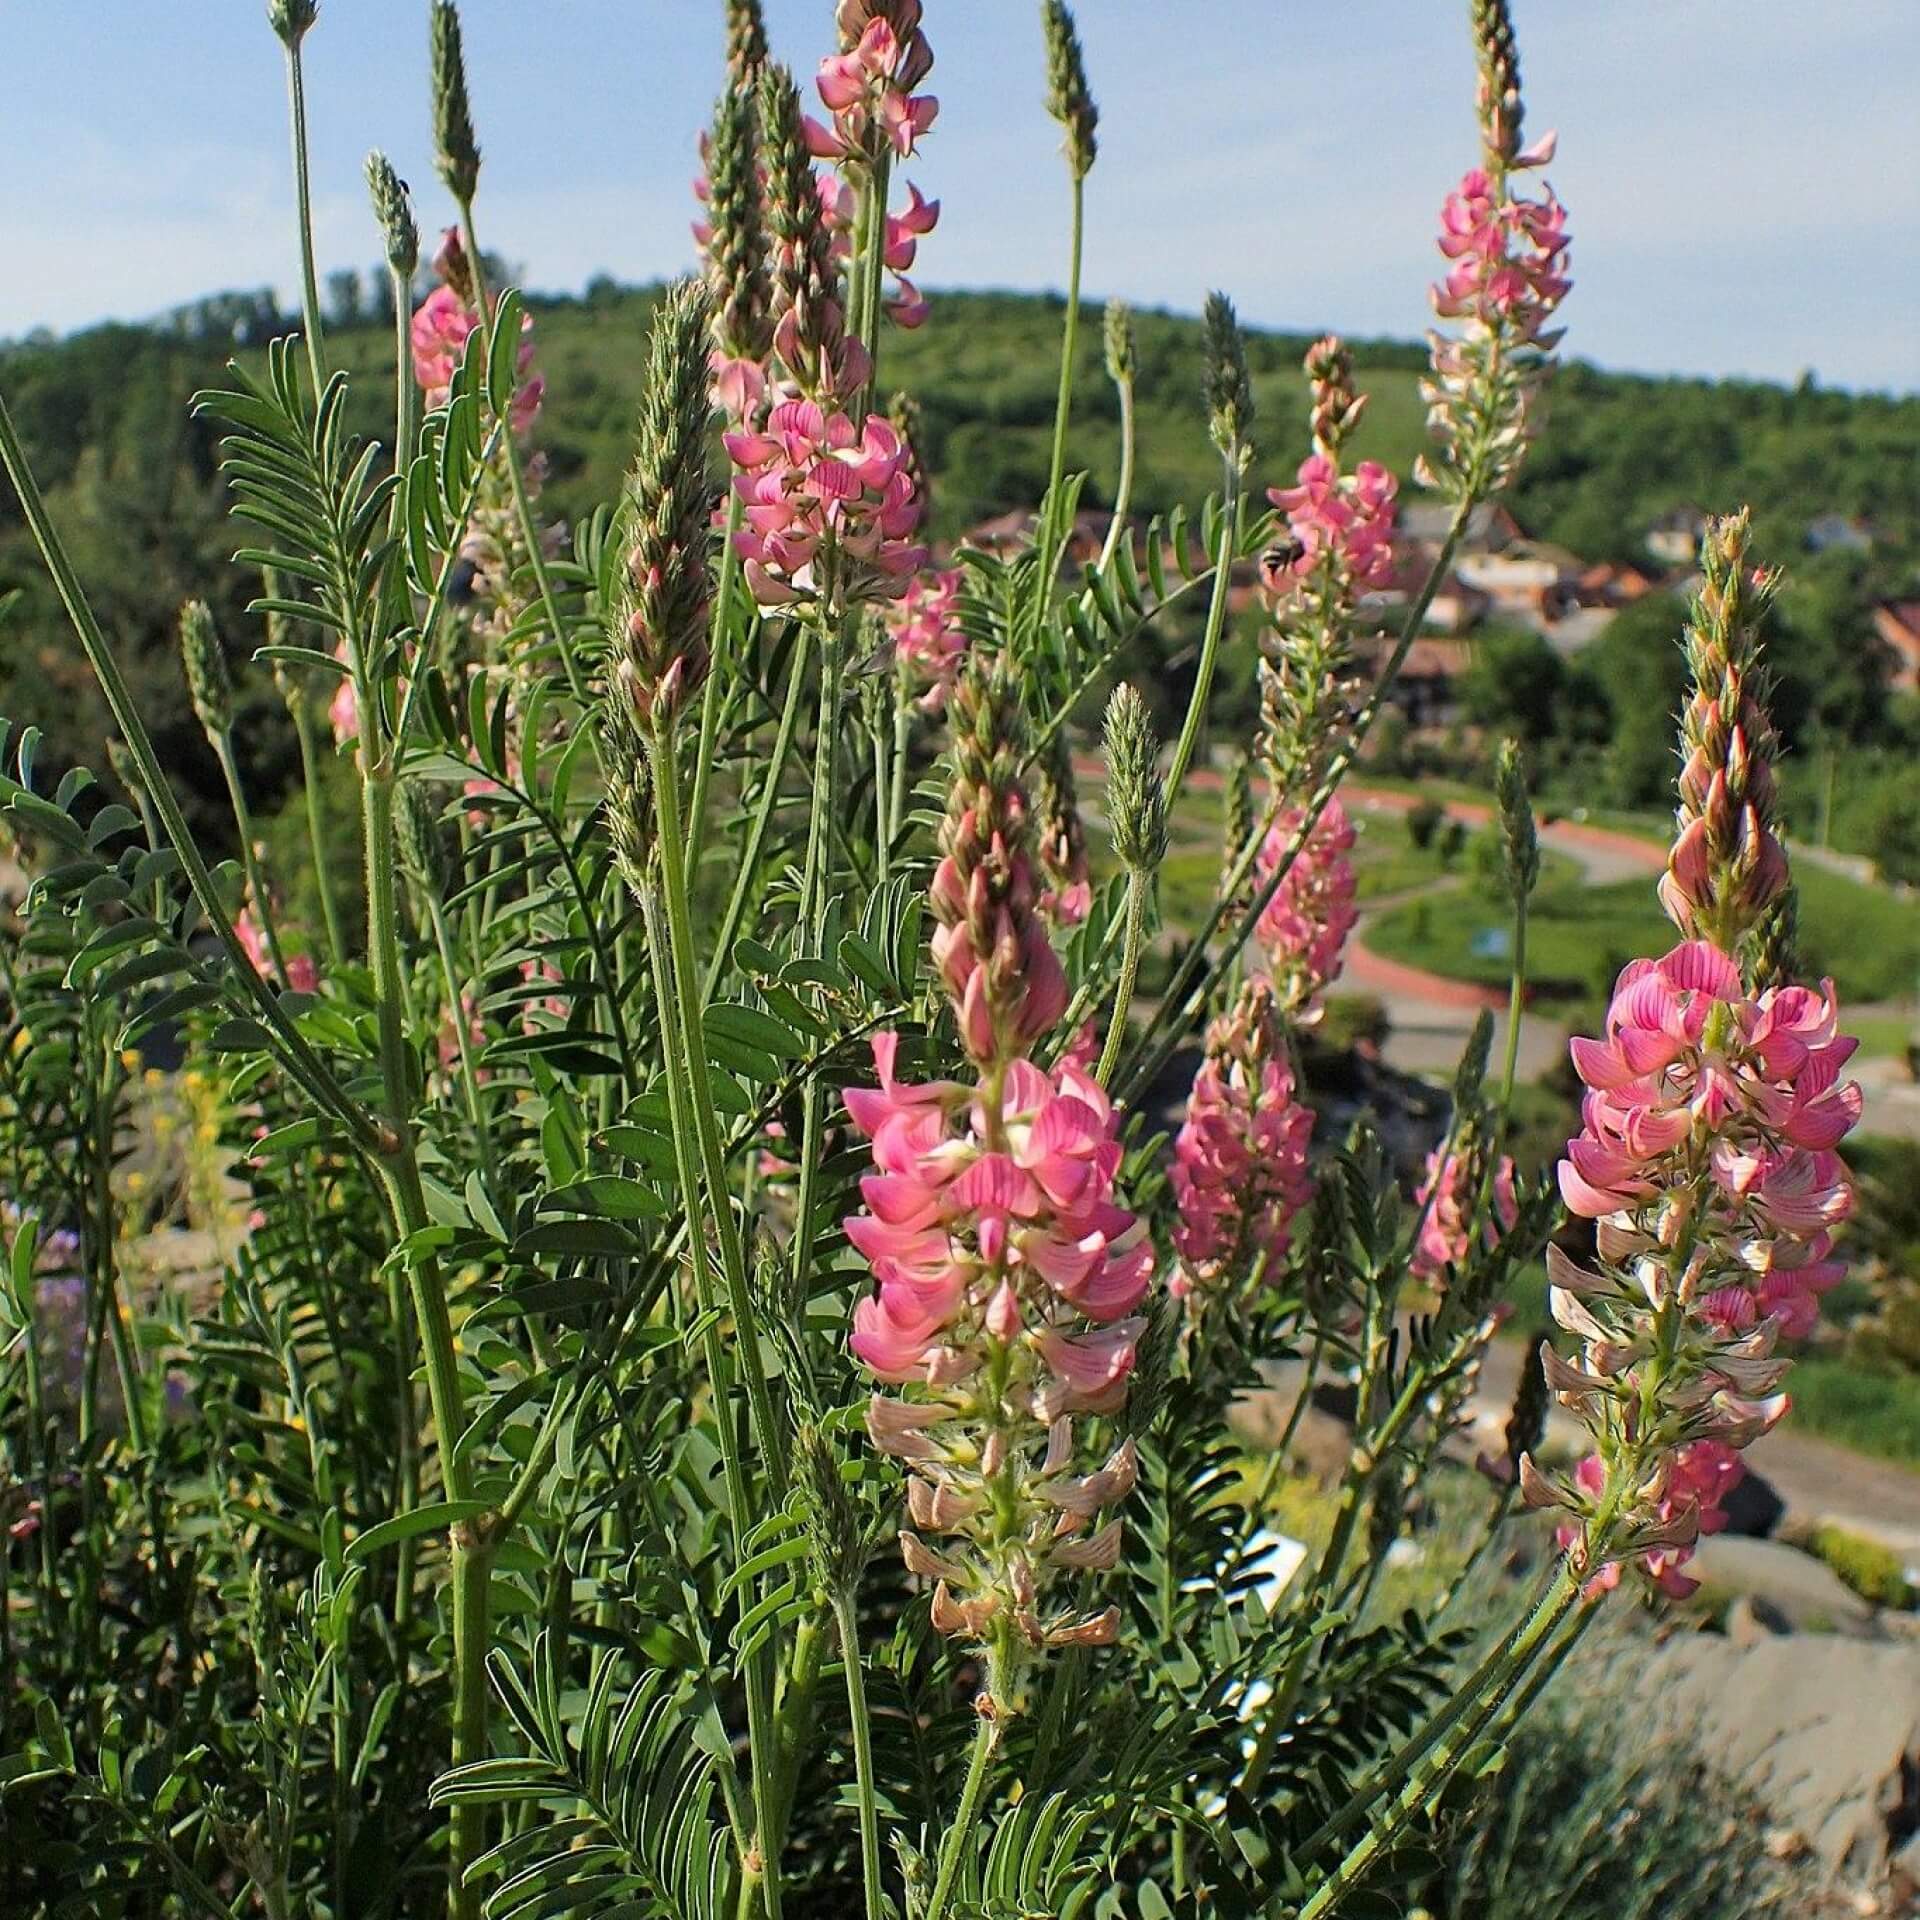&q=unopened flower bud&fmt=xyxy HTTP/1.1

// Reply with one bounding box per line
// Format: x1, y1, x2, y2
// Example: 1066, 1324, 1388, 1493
1202, 290, 1254, 471
1040, 0, 1098, 179
1102, 298, 1136, 387
1102, 685, 1166, 873
726, 0, 770, 79
612, 280, 715, 732
602, 715, 656, 900
429, 1, 482, 206
1495, 737, 1539, 903
364, 151, 419, 279
1469, 0, 1526, 173
395, 781, 454, 898
1452, 1007, 1494, 1110
267, 0, 317, 49
179, 599, 233, 740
